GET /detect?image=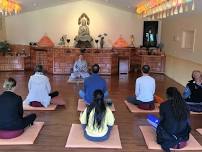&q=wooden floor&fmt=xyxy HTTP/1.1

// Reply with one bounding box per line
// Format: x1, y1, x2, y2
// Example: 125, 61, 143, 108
0, 71, 202, 152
